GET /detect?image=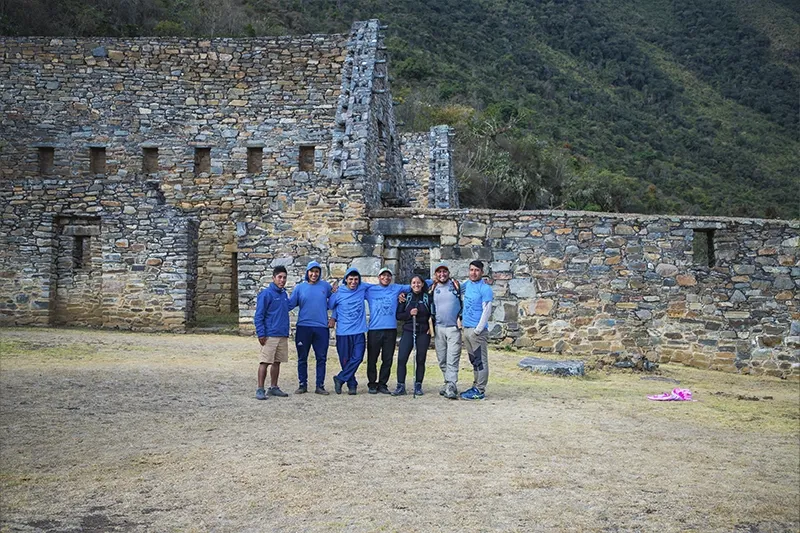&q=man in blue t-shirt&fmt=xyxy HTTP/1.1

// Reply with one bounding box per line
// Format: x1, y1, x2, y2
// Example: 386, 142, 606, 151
288, 260, 333, 395
365, 268, 410, 394
460, 260, 493, 400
